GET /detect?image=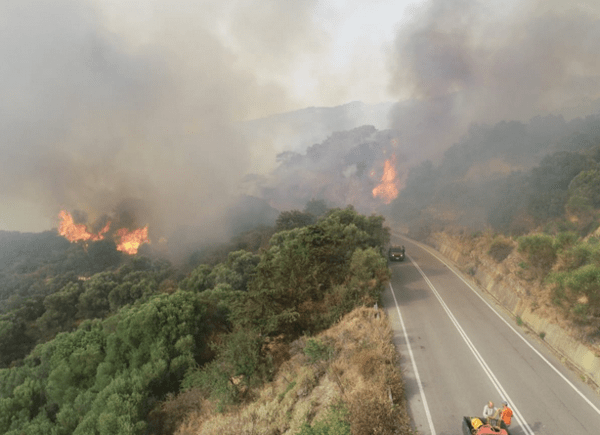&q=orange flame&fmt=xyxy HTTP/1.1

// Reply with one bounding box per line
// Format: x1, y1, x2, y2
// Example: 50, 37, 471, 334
372, 154, 399, 204
58, 210, 110, 242
115, 226, 150, 255
58, 210, 150, 254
